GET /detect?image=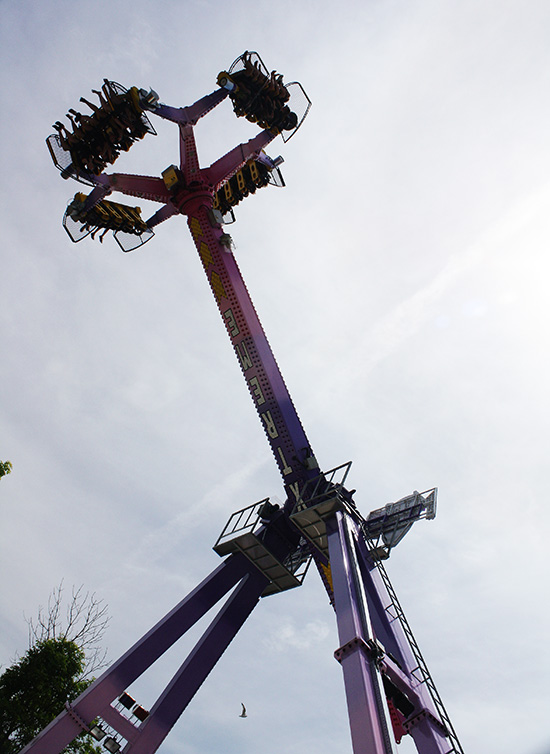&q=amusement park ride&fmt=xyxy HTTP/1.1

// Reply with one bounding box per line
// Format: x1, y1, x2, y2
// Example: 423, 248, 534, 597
25, 52, 464, 754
